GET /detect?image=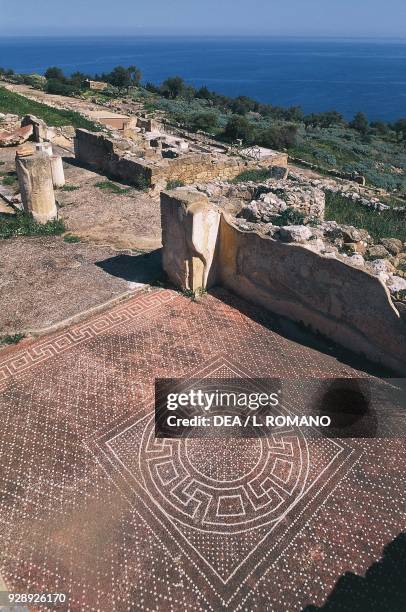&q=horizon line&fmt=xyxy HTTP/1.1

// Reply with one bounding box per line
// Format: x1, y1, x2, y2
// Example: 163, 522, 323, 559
1, 33, 406, 40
